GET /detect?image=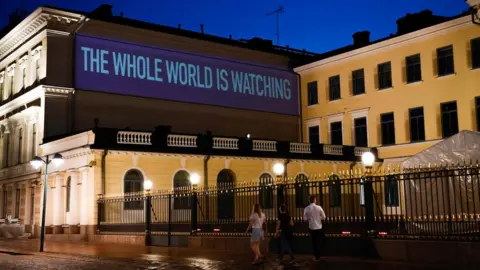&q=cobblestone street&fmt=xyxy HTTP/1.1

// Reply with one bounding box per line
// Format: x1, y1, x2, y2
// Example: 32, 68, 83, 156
0, 239, 475, 269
